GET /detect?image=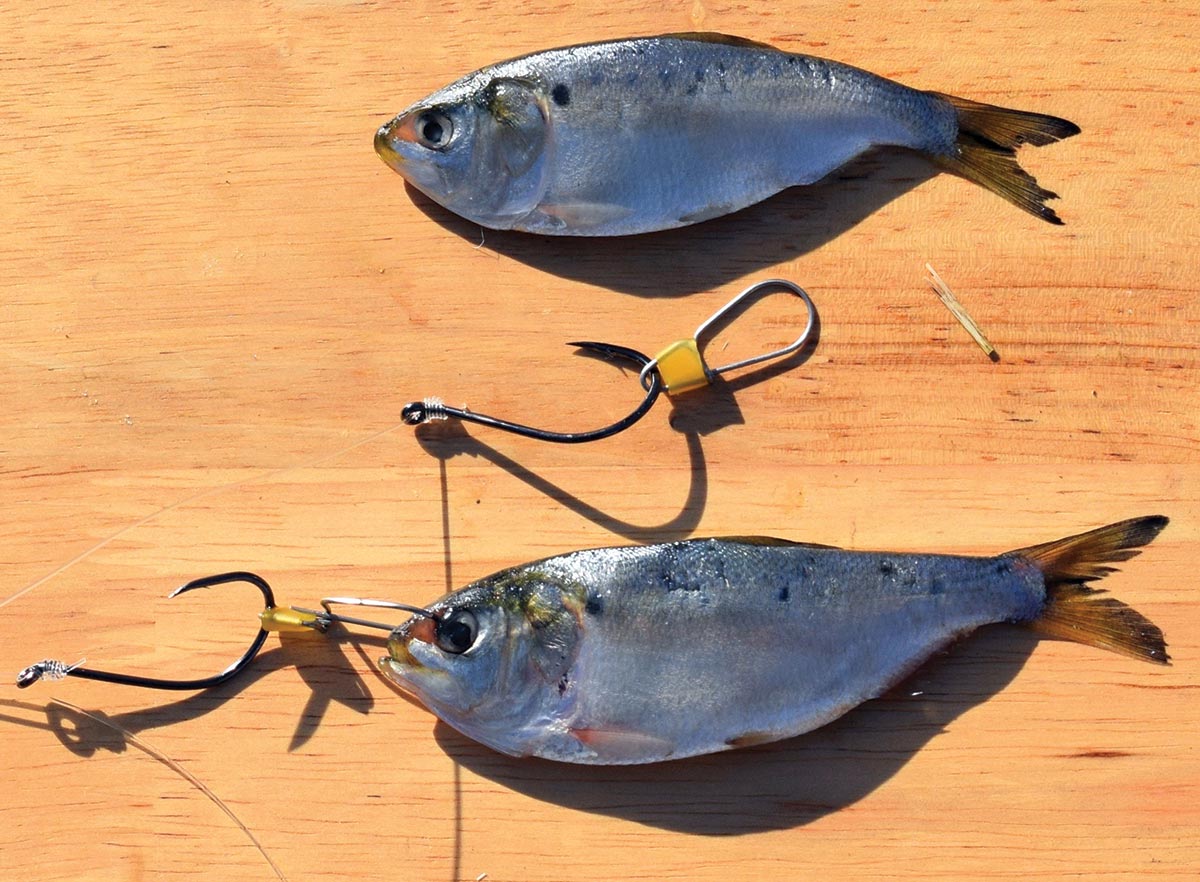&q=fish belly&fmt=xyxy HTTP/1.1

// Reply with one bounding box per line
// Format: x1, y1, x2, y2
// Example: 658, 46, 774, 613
546, 542, 1043, 762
